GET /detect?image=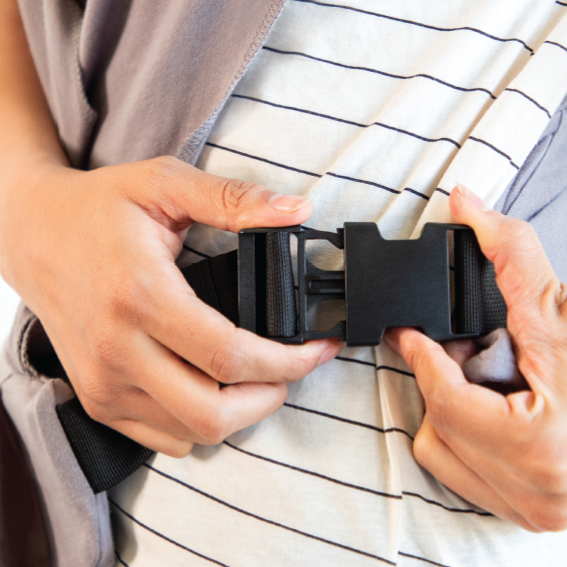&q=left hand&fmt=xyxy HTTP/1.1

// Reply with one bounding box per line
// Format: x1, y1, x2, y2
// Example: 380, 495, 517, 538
385, 185, 567, 532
